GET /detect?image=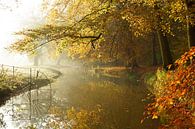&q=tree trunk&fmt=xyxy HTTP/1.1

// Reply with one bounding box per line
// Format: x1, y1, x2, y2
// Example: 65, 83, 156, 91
154, 4, 173, 69
187, 24, 195, 47
157, 31, 173, 69
33, 47, 42, 66
131, 57, 139, 68
131, 50, 139, 68
152, 33, 158, 66
186, 1, 195, 110
186, 0, 195, 48
34, 56, 39, 66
